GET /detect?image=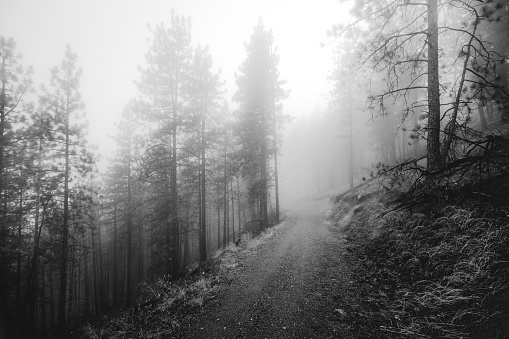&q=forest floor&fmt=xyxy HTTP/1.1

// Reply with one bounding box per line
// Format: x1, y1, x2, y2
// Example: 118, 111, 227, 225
176, 199, 362, 339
